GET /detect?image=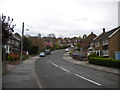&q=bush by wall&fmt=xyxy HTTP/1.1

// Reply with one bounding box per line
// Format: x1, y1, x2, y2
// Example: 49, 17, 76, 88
89, 57, 120, 68
88, 52, 98, 59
